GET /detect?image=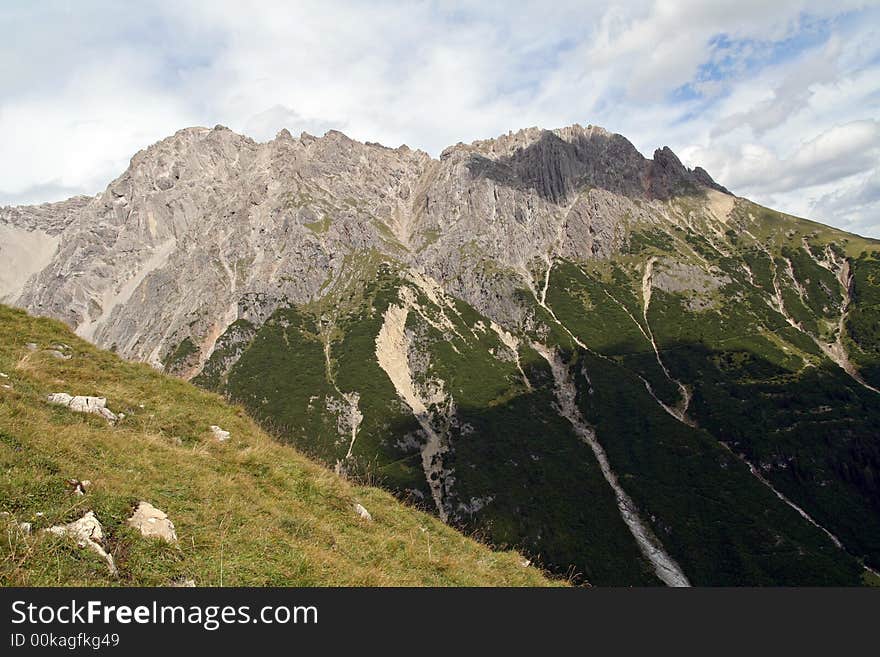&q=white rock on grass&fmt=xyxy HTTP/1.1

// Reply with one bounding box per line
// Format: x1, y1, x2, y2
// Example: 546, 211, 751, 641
171, 578, 196, 587
0, 372, 8, 378
1, 514, 33, 536
45, 511, 118, 575
354, 503, 373, 521
46, 349, 72, 360
67, 479, 91, 496
209, 425, 230, 441
127, 502, 178, 542
47, 393, 118, 423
